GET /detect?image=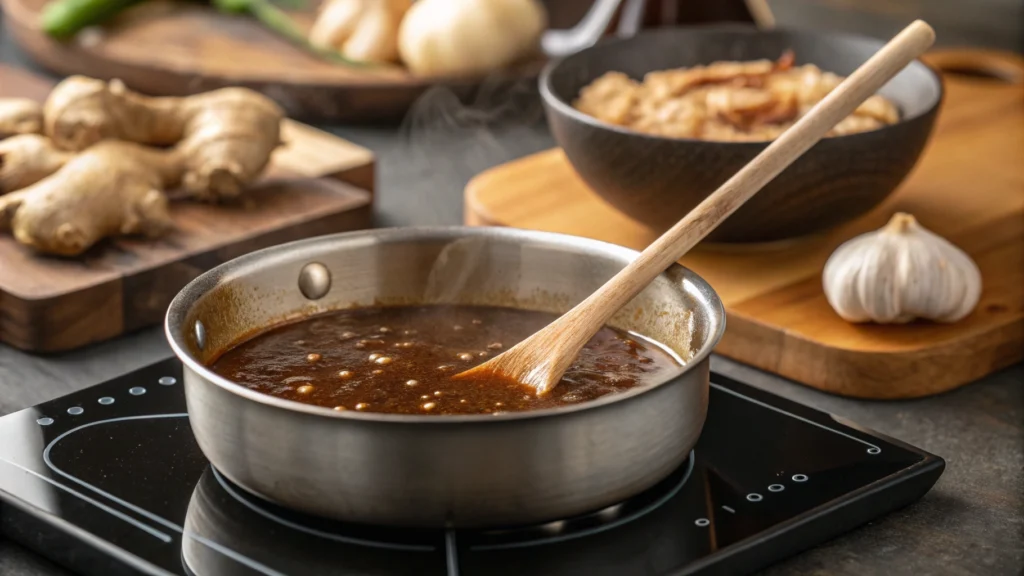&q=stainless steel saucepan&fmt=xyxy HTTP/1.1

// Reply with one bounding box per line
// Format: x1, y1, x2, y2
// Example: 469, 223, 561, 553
165, 227, 725, 528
